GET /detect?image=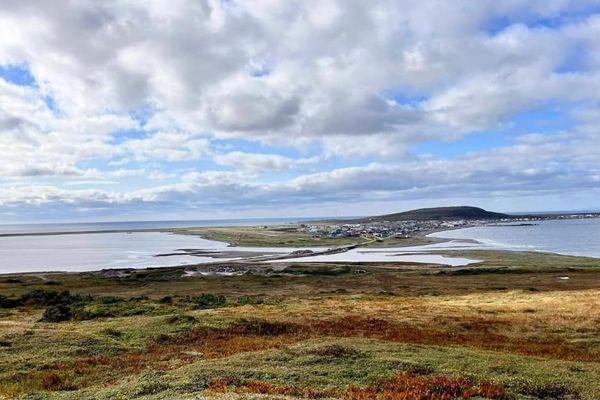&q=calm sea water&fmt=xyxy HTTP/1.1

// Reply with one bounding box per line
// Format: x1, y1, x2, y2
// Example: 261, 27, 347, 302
429, 218, 600, 258
0, 230, 479, 273
0, 217, 320, 235
0, 232, 236, 273
1, 218, 597, 274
